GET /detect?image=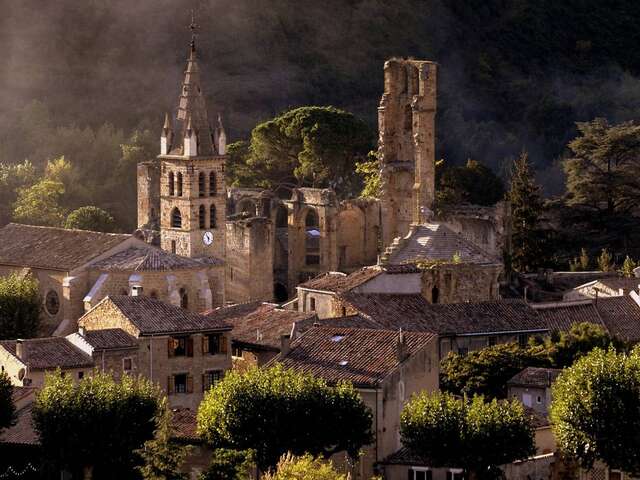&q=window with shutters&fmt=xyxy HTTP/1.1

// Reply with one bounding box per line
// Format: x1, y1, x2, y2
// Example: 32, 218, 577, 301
203, 333, 227, 355
171, 373, 192, 394
203, 370, 223, 392
122, 357, 133, 373
409, 468, 432, 480
167, 336, 193, 357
